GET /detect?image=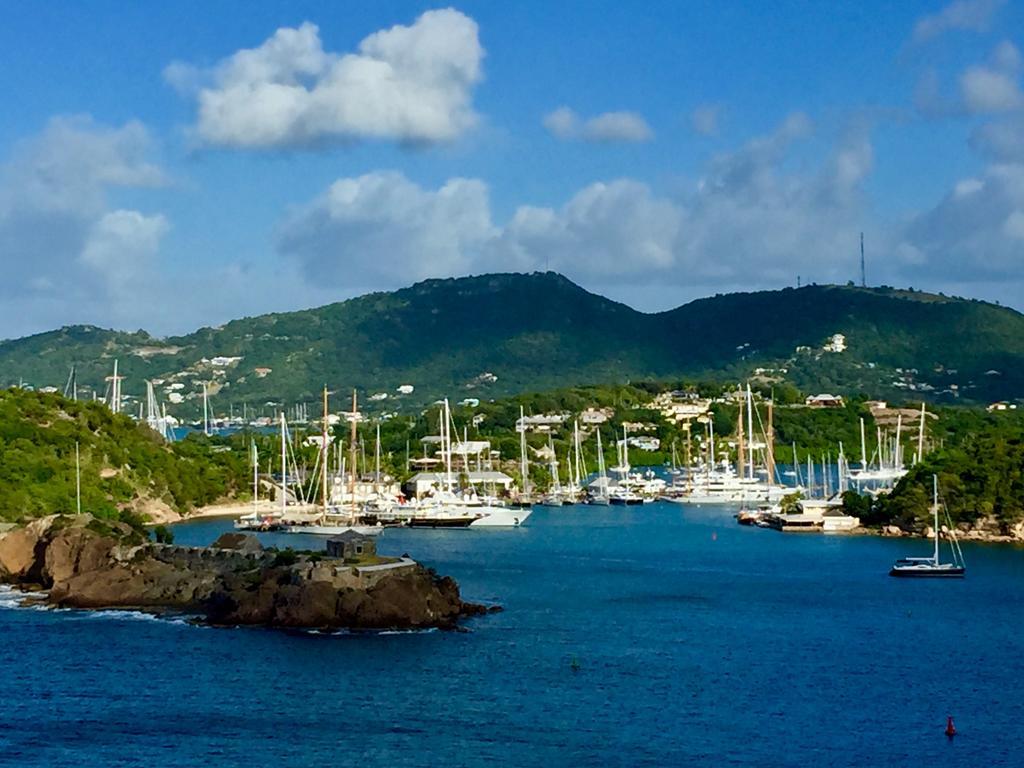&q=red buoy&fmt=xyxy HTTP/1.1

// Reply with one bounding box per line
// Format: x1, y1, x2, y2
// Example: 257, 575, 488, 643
945, 716, 956, 738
